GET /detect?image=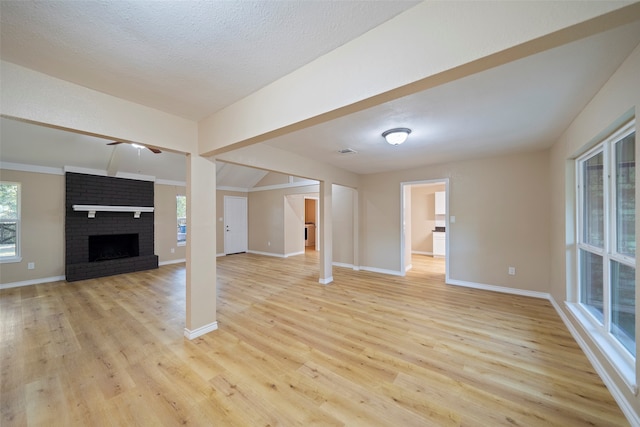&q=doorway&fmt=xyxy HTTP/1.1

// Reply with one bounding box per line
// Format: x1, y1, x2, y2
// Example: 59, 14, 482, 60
224, 196, 248, 255
401, 179, 449, 281
304, 197, 319, 251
